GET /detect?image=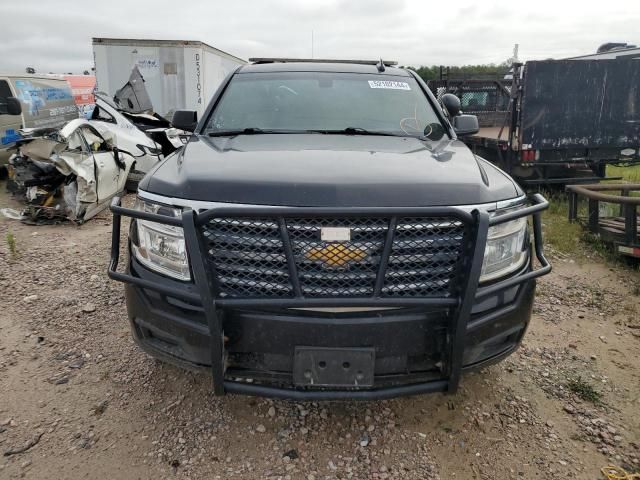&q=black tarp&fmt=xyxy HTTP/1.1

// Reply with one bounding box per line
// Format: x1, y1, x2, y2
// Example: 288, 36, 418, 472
521, 59, 640, 149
